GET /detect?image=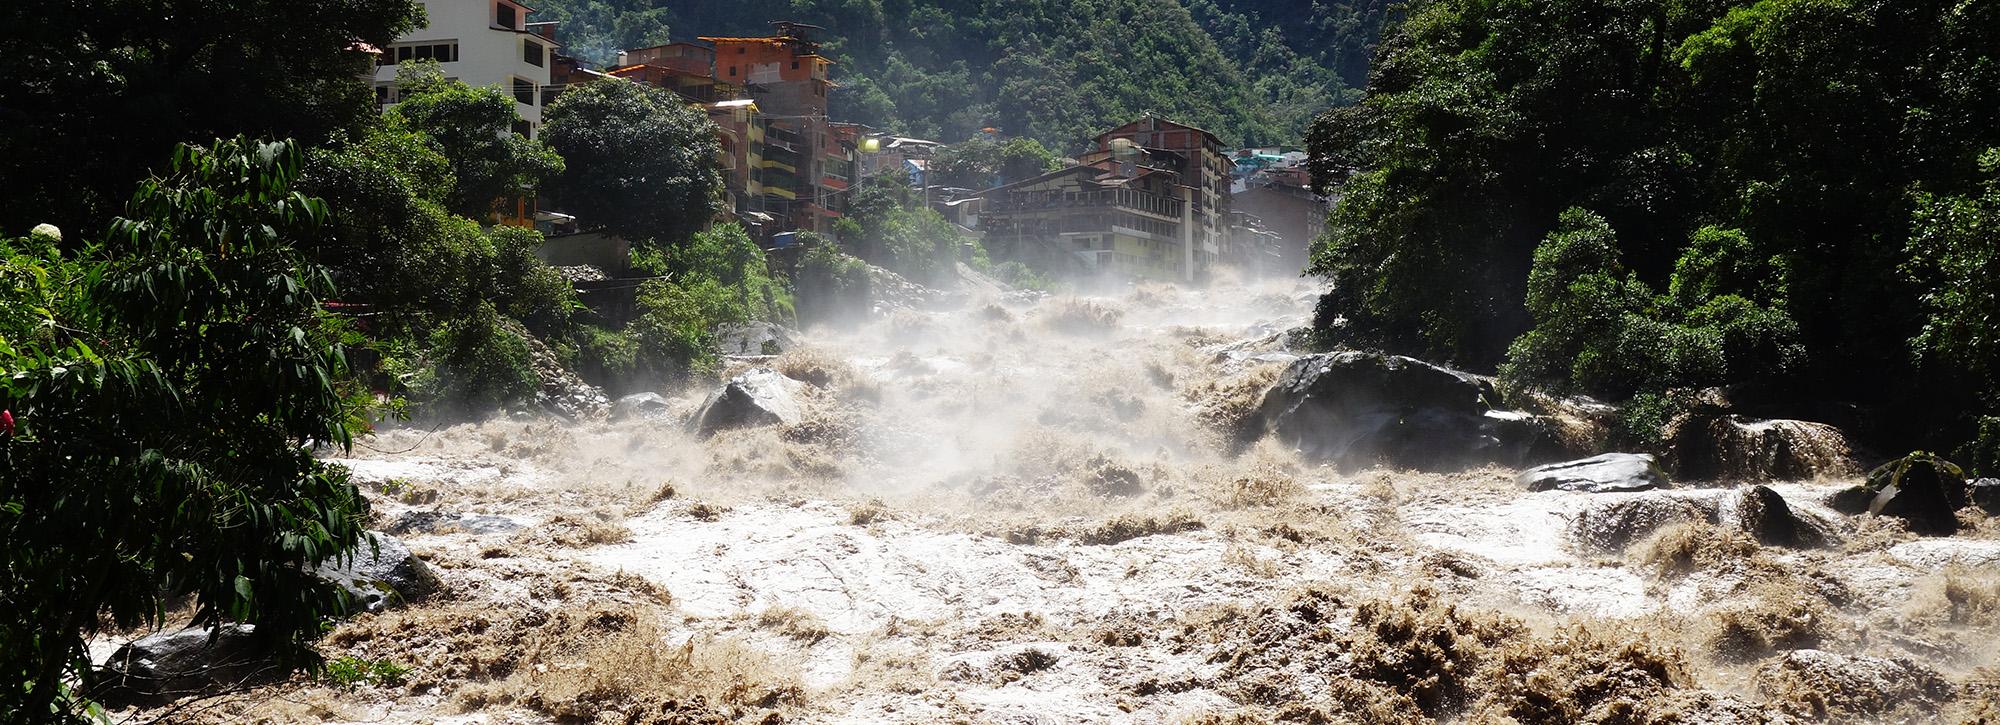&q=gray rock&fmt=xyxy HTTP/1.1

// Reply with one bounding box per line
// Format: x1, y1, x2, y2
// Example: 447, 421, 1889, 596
384, 510, 523, 536
1258, 351, 1565, 470
1519, 453, 1669, 493
715, 321, 800, 357
610, 392, 672, 422
1662, 414, 1856, 482
1970, 478, 2000, 514
1728, 485, 1828, 548
103, 624, 270, 698
1832, 452, 1967, 535
689, 368, 805, 437
1568, 491, 1720, 551
313, 532, 438, 613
